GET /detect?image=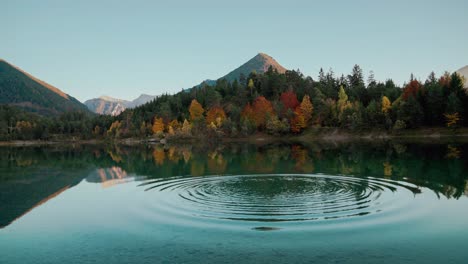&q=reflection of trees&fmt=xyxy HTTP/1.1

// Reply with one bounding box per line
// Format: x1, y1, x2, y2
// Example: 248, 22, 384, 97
152, 148, 165, 165
446, 145, 461, 159
291, 145, 314, 173
1, 141, 468, 230
207, 151, 227, 175
383, 162, 392, 177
